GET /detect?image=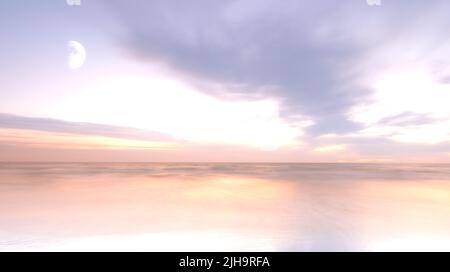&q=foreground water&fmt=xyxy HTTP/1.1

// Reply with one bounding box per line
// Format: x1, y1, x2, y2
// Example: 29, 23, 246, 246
1, 163, 450, 251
